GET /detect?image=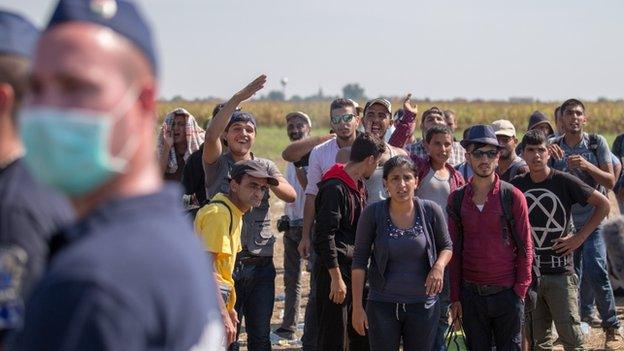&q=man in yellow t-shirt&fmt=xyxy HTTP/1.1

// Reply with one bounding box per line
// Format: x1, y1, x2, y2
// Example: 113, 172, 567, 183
194, 159, 279, 346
